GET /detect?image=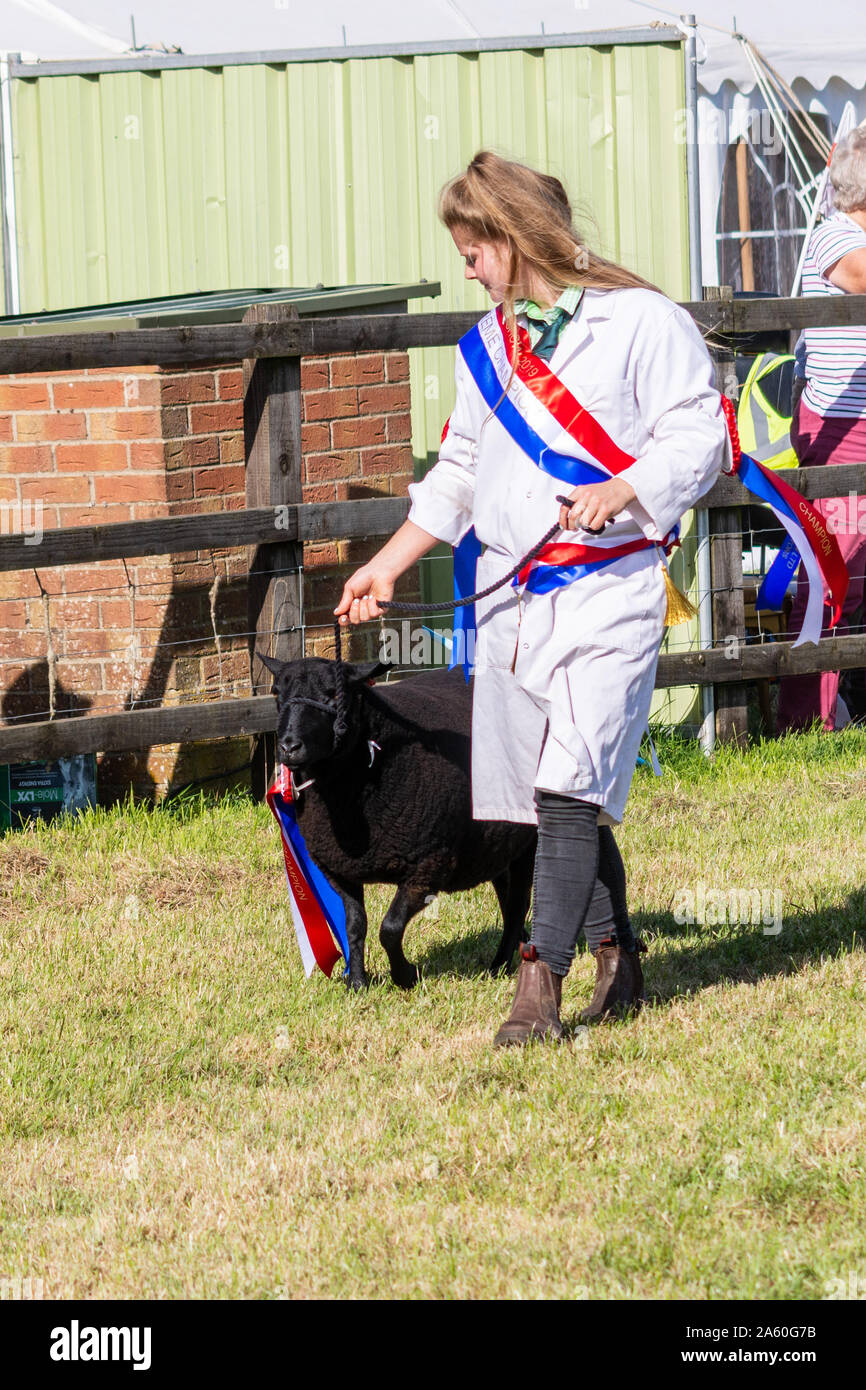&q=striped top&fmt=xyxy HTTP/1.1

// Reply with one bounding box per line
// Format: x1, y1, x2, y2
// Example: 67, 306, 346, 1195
802, 212, 866, 418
